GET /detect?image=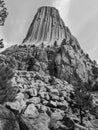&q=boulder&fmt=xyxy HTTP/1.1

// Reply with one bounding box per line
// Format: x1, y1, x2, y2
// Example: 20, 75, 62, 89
0, 105, 20, 130
24, 104, 38, 118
